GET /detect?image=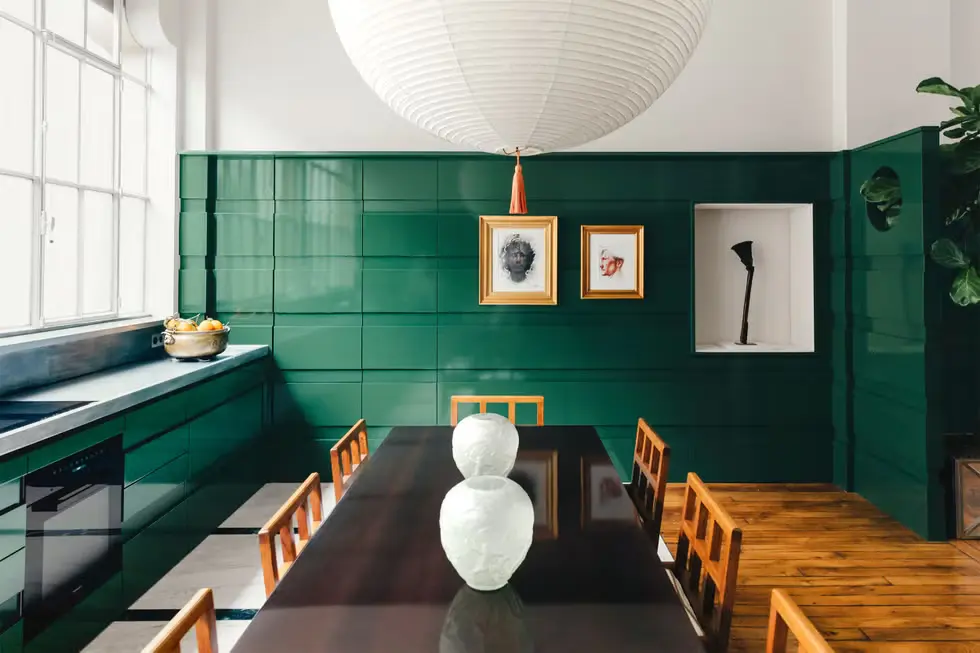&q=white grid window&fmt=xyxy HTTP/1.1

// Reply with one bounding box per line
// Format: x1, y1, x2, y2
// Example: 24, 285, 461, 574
0, 0, 150, 334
